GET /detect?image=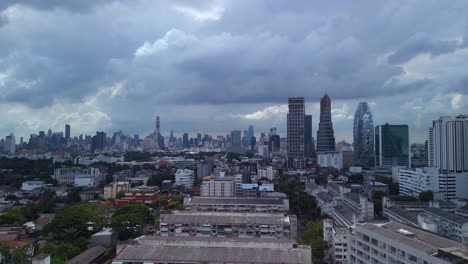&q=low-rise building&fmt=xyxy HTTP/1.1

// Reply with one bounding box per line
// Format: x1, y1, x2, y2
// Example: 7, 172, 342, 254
174, 169, 194, 188
422, 207, 468, 243
113, 236, 311, 264
103, 182, 130, 200
348, 221, 468, 264
323, 219, 349, 264
21, 181, 45, 191
53, 167, 104, 187
200, 177, 236, 197
318, 152, 343, 170
257, 166, 277, 180
160, 211, 297, 239
184, 196, 289, 213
